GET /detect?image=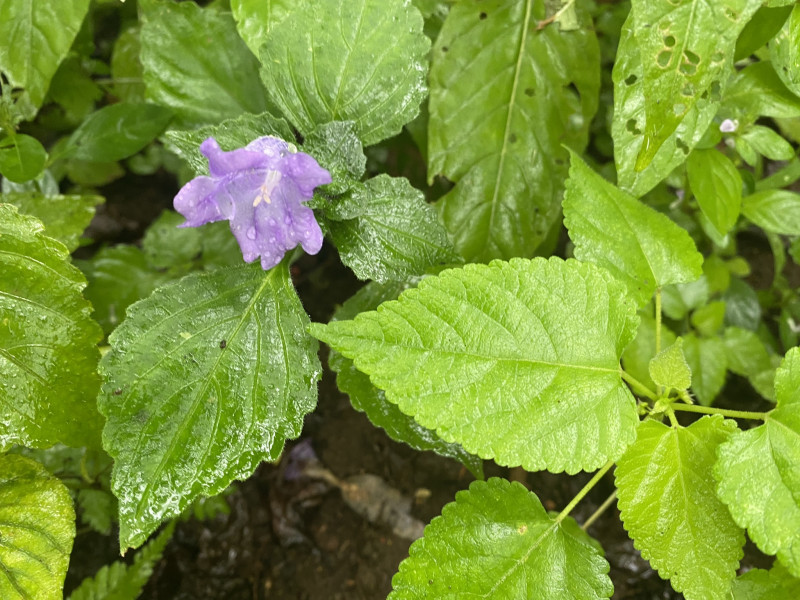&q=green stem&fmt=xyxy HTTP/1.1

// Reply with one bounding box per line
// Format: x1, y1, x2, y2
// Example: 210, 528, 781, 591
620, 369, 658, 401
672, 403, 767, 421
556, 460, 614, 524
582, 490, 617, 531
